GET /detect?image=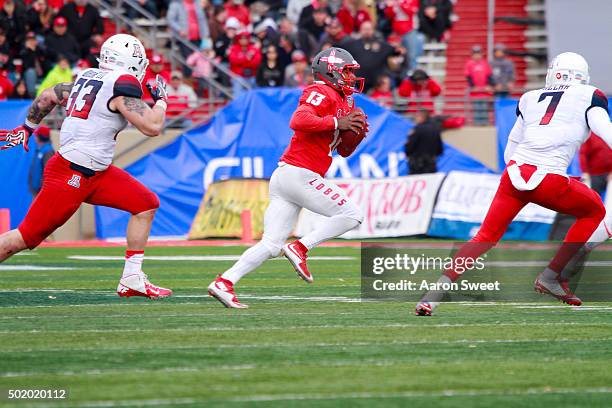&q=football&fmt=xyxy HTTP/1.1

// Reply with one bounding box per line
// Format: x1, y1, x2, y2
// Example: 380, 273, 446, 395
336, 109, 367, 157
